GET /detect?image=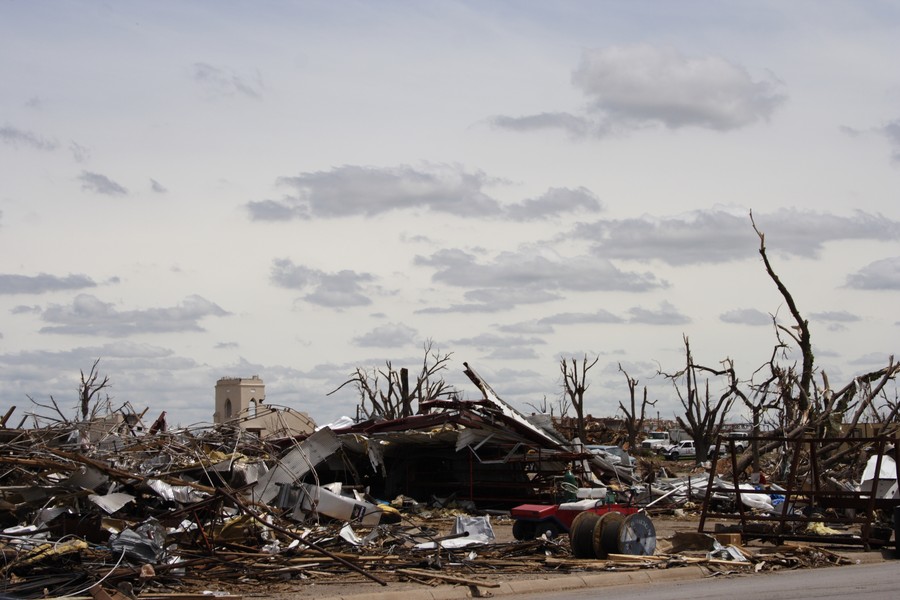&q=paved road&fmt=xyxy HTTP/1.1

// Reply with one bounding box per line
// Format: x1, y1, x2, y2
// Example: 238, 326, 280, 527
516, 562, 897, 600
